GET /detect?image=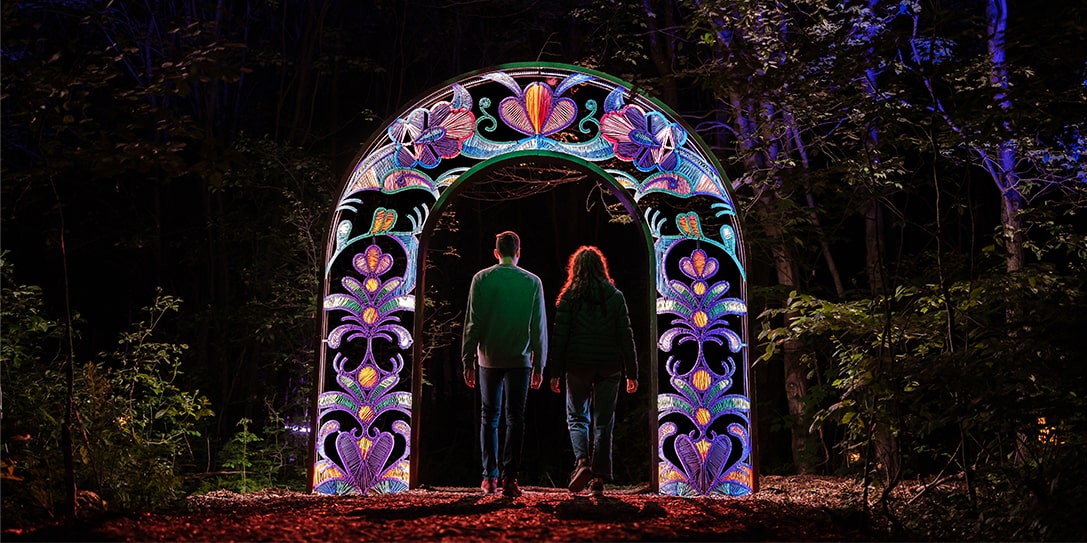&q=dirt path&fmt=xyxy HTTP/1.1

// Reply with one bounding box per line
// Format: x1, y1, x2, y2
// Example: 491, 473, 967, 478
7, 476, 897, 542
